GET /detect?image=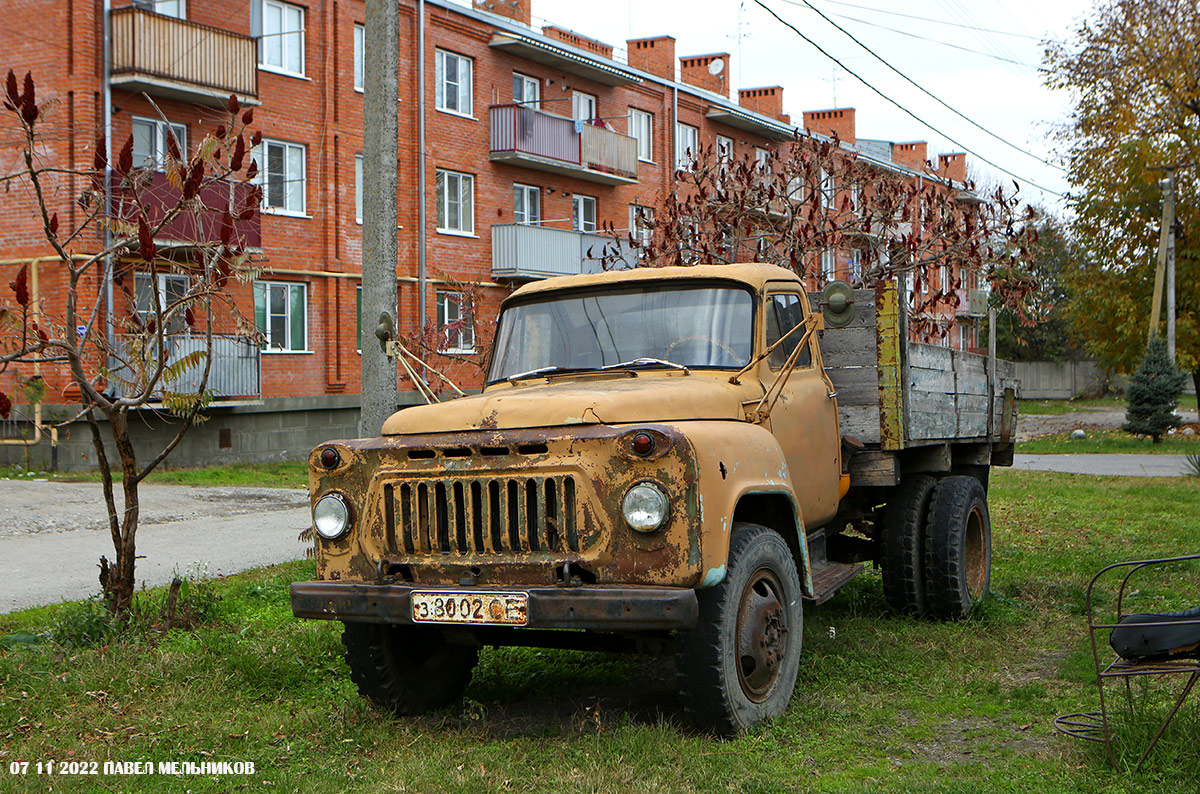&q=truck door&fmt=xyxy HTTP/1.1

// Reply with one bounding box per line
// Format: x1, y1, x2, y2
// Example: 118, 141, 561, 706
761, 288, 842, 527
